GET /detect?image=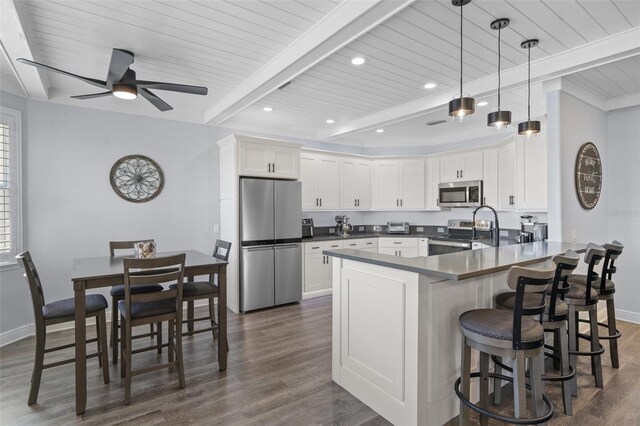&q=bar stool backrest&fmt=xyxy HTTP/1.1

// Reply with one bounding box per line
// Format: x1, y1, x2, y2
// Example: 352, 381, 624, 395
109, 239, 155, 257
583, 243, 607, 304
16, 251, 46, 328
548, 250, 580, 321
507, 260, 556, 349
601, 240, 624, 285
